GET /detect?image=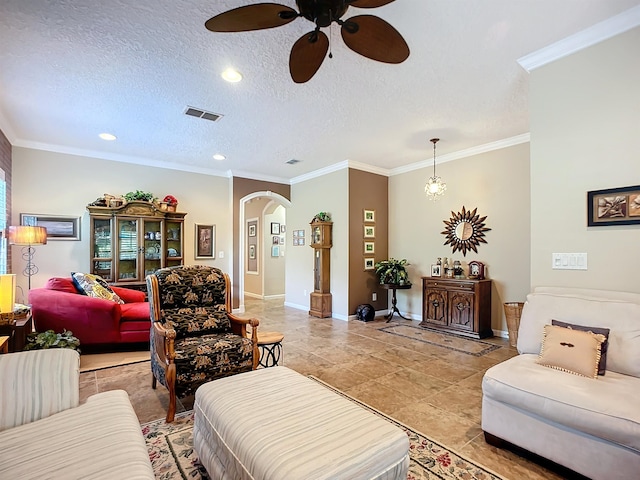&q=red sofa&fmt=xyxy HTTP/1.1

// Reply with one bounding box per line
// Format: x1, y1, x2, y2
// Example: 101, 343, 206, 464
29, 277, 151, 347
